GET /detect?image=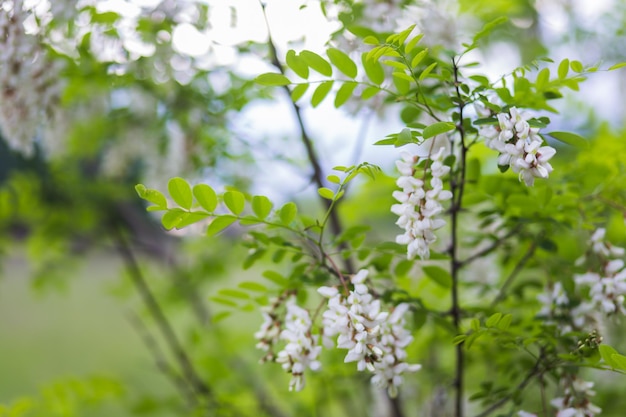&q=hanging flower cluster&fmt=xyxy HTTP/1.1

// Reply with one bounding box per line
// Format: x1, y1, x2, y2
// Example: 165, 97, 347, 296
478, 106, 556, 186
318, 270, 421, 397
391, 147, 452, 260
0, 0, 63, 156
518, 377, 601, 417
575, 228, 626, 316
255, 294, 322, 391
256, 270, 419, 396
